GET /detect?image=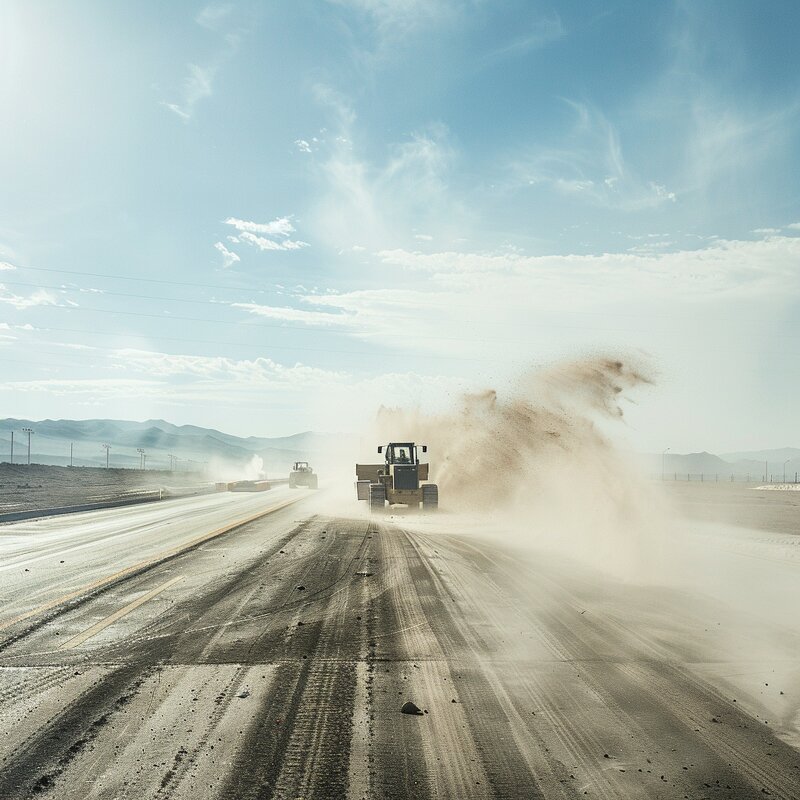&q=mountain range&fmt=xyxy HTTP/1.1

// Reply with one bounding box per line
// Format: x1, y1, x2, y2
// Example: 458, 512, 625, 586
0, 418, 341, 473
2, 418, 797, 482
